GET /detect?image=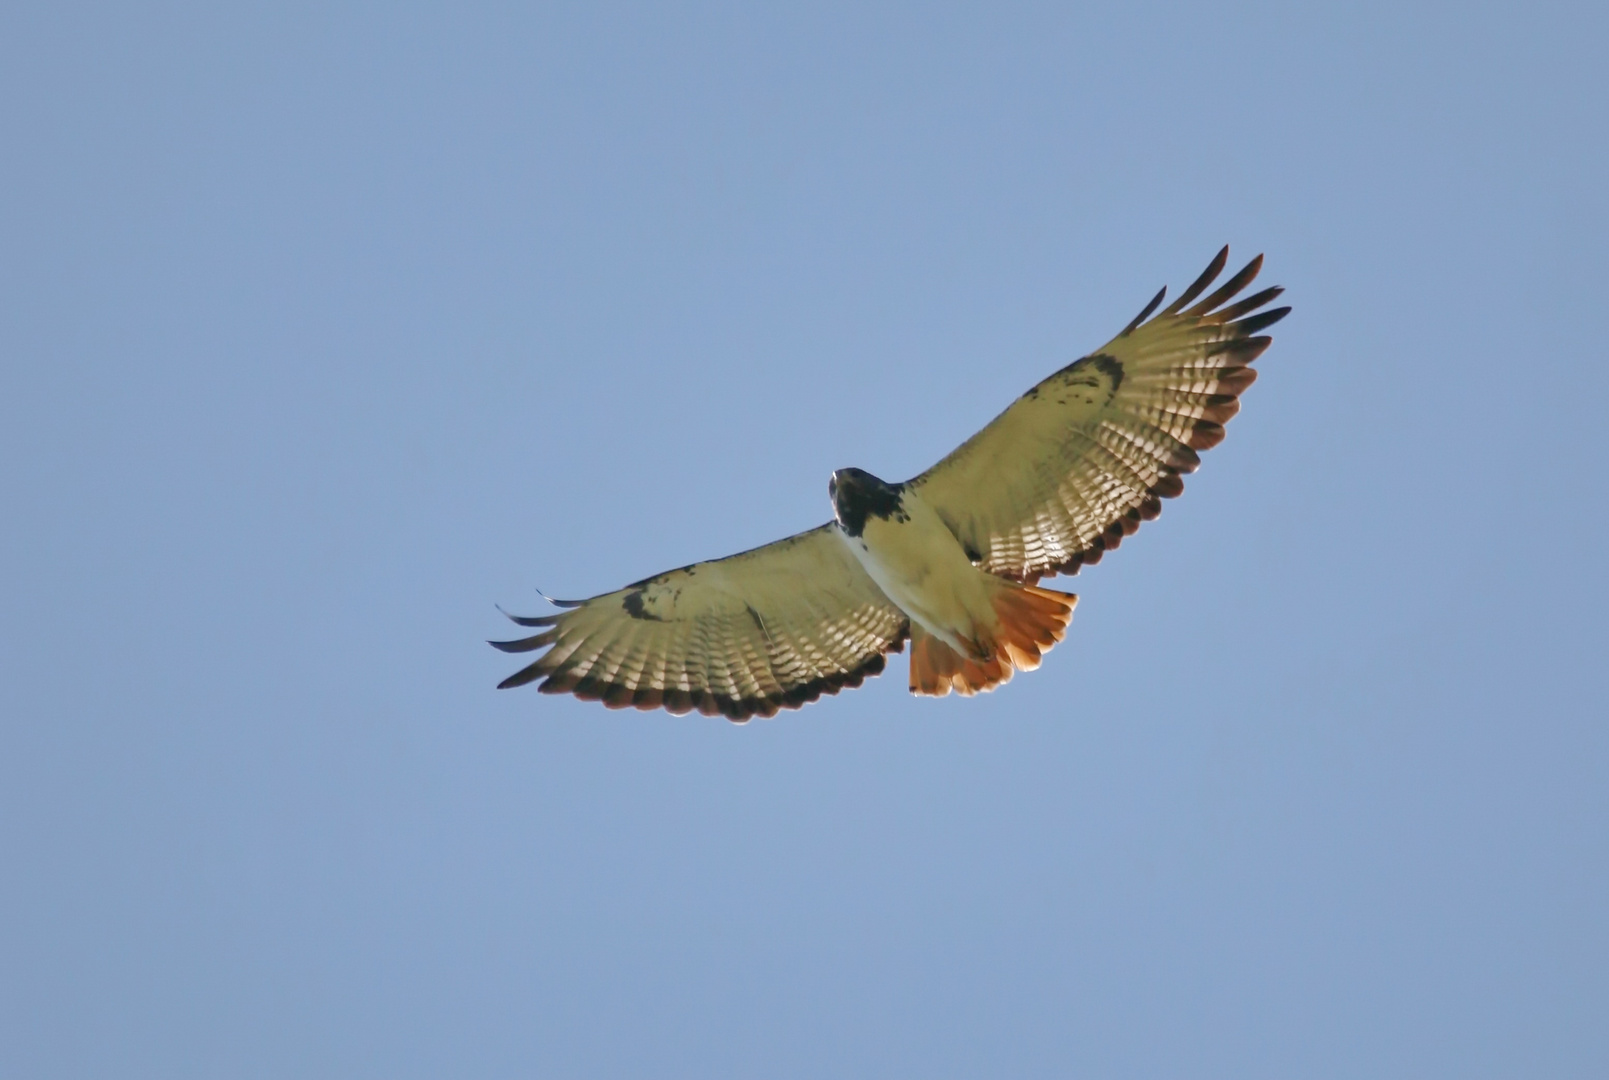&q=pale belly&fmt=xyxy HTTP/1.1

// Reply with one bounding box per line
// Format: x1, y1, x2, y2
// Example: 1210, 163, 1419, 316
836, 490, 998, 656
